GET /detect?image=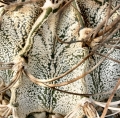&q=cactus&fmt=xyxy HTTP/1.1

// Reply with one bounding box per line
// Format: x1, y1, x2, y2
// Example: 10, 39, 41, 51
0, 0, 120, 118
